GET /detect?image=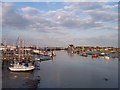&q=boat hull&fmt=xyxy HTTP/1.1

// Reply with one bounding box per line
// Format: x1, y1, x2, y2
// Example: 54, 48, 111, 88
9, 66, 35, 71
104, 56, 110, 60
